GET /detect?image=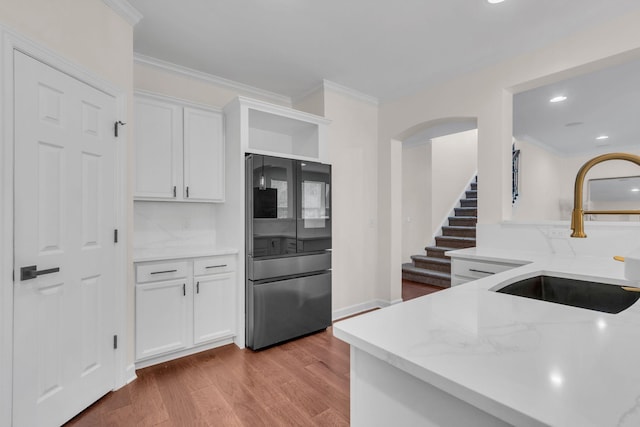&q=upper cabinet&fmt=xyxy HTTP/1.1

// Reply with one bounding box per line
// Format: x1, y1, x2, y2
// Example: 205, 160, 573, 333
224, 96, 330, 163
134, 92, 225, 202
